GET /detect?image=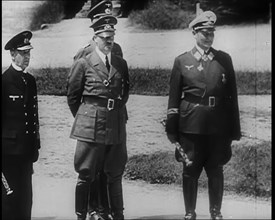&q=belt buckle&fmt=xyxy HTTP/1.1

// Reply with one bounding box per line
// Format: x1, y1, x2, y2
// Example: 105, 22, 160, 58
103, 80, 109, 87
209, 96, 215, 107
107, 99, 114, 111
